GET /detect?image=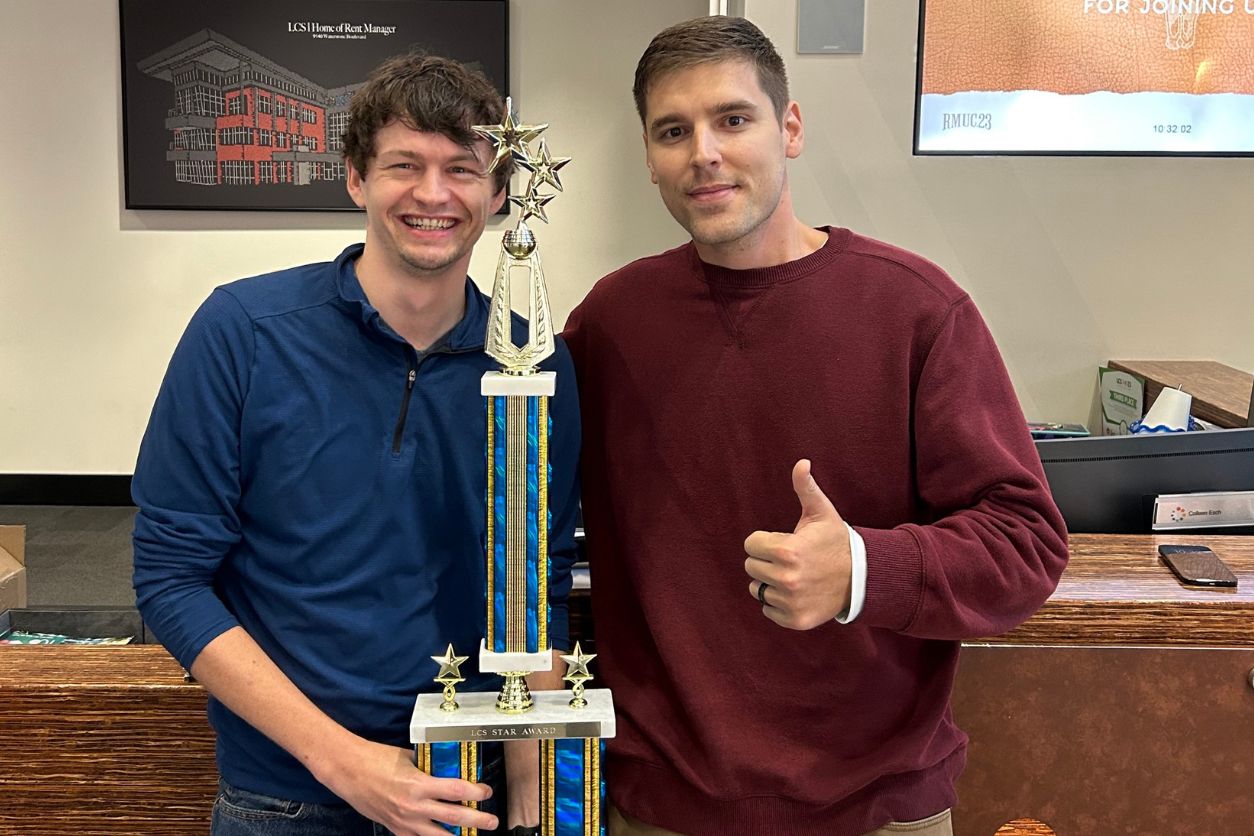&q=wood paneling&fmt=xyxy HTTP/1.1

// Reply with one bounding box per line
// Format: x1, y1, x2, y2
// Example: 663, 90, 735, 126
957, 534, 1254, 835
988, 534, 1254, 647
0, 646, 215, 834
953, 645, 1254, 836
1109, 360, 1252, 429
